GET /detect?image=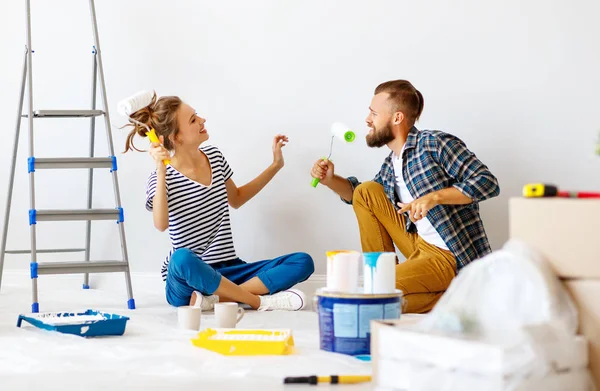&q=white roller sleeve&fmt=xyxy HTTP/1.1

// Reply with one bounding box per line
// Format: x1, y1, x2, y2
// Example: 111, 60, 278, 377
331, 122, 355, 142
117, 90, 154, 116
